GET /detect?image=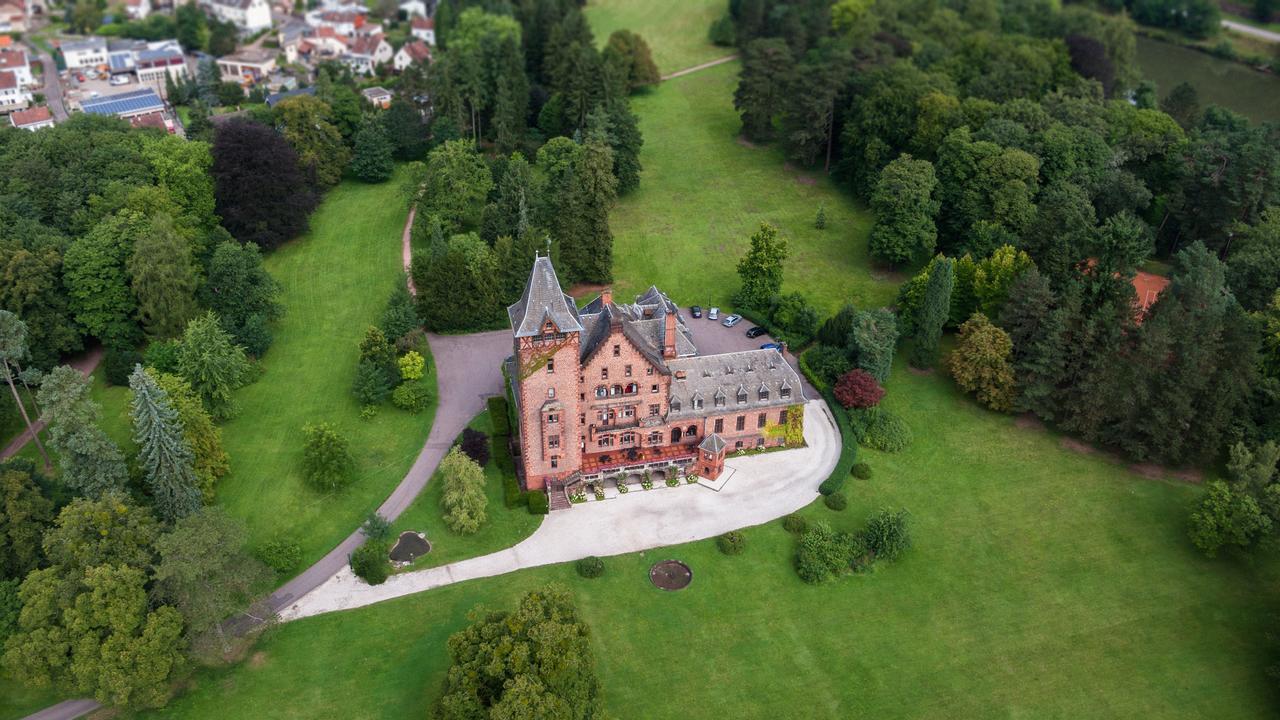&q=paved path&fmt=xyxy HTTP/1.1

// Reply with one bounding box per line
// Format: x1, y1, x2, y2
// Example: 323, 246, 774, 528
1, 345, 102, 461
1222, 18, 1280, 43
282, 399, 839, 619
25, 44, 67, 121
661, 54, 738, 81
18, 700, 99, 720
